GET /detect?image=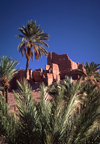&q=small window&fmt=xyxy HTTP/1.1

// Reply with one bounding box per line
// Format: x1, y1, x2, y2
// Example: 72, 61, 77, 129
63, 58, 65, 60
